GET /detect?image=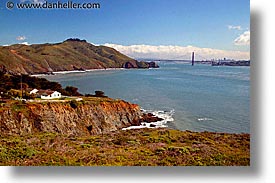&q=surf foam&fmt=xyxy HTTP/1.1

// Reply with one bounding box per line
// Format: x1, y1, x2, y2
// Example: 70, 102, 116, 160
197, 117, 213, 121
122, 109, 175, 130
